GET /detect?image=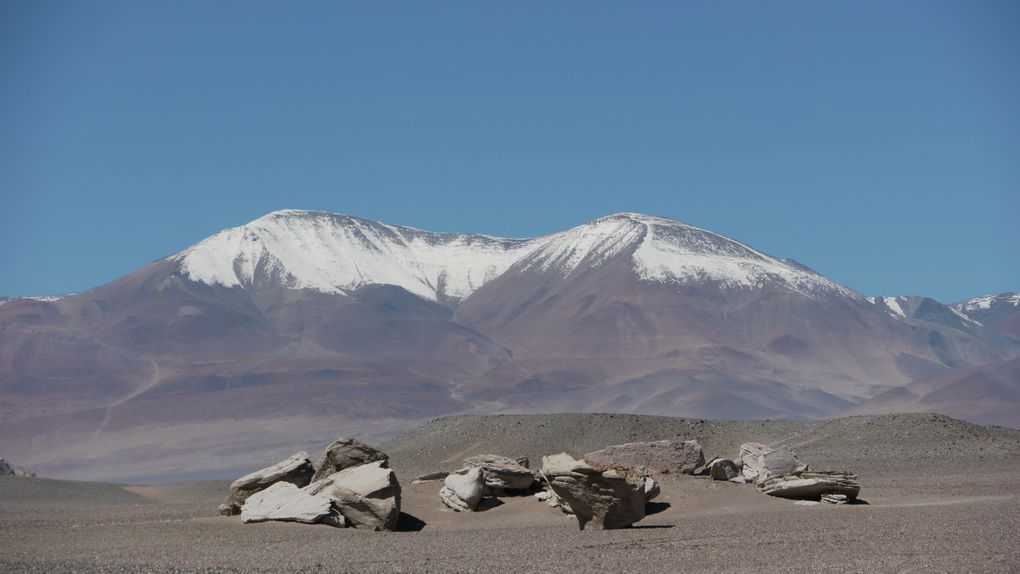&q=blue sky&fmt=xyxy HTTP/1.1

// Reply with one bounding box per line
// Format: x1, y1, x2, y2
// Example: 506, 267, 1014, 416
1, 0, 1017, 302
